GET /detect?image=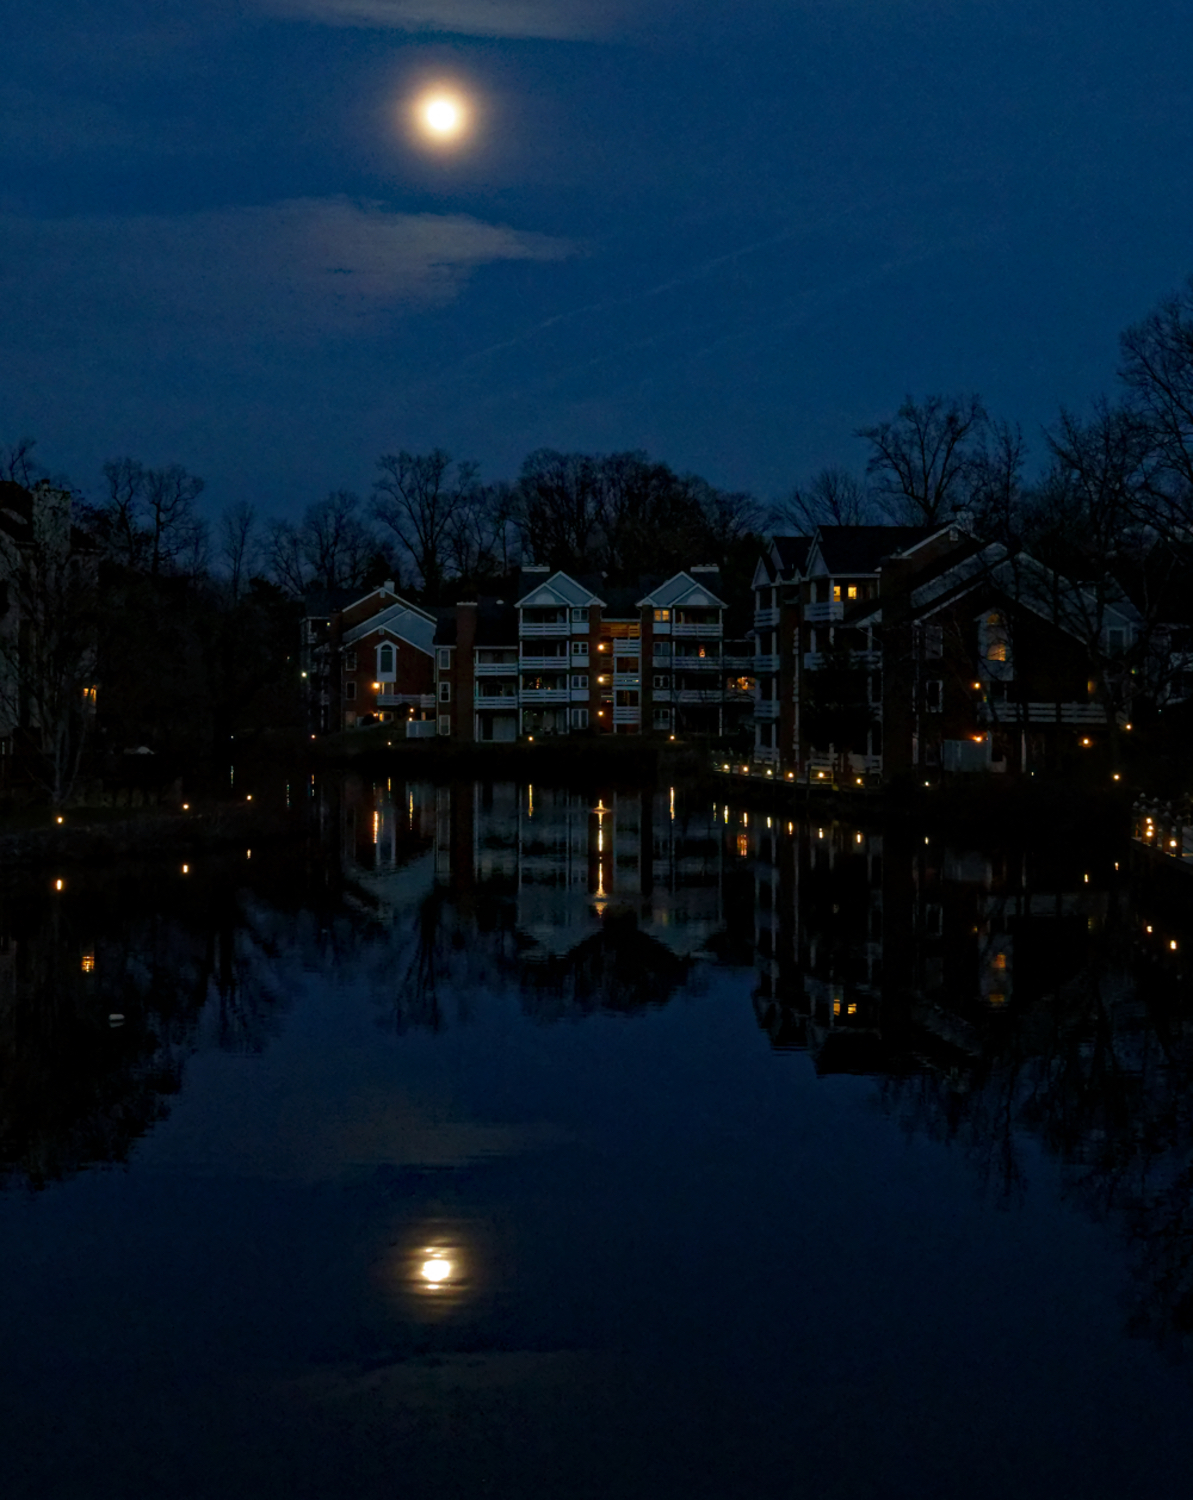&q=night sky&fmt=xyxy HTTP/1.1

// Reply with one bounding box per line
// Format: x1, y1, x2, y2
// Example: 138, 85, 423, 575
5, 1, 1192, 518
